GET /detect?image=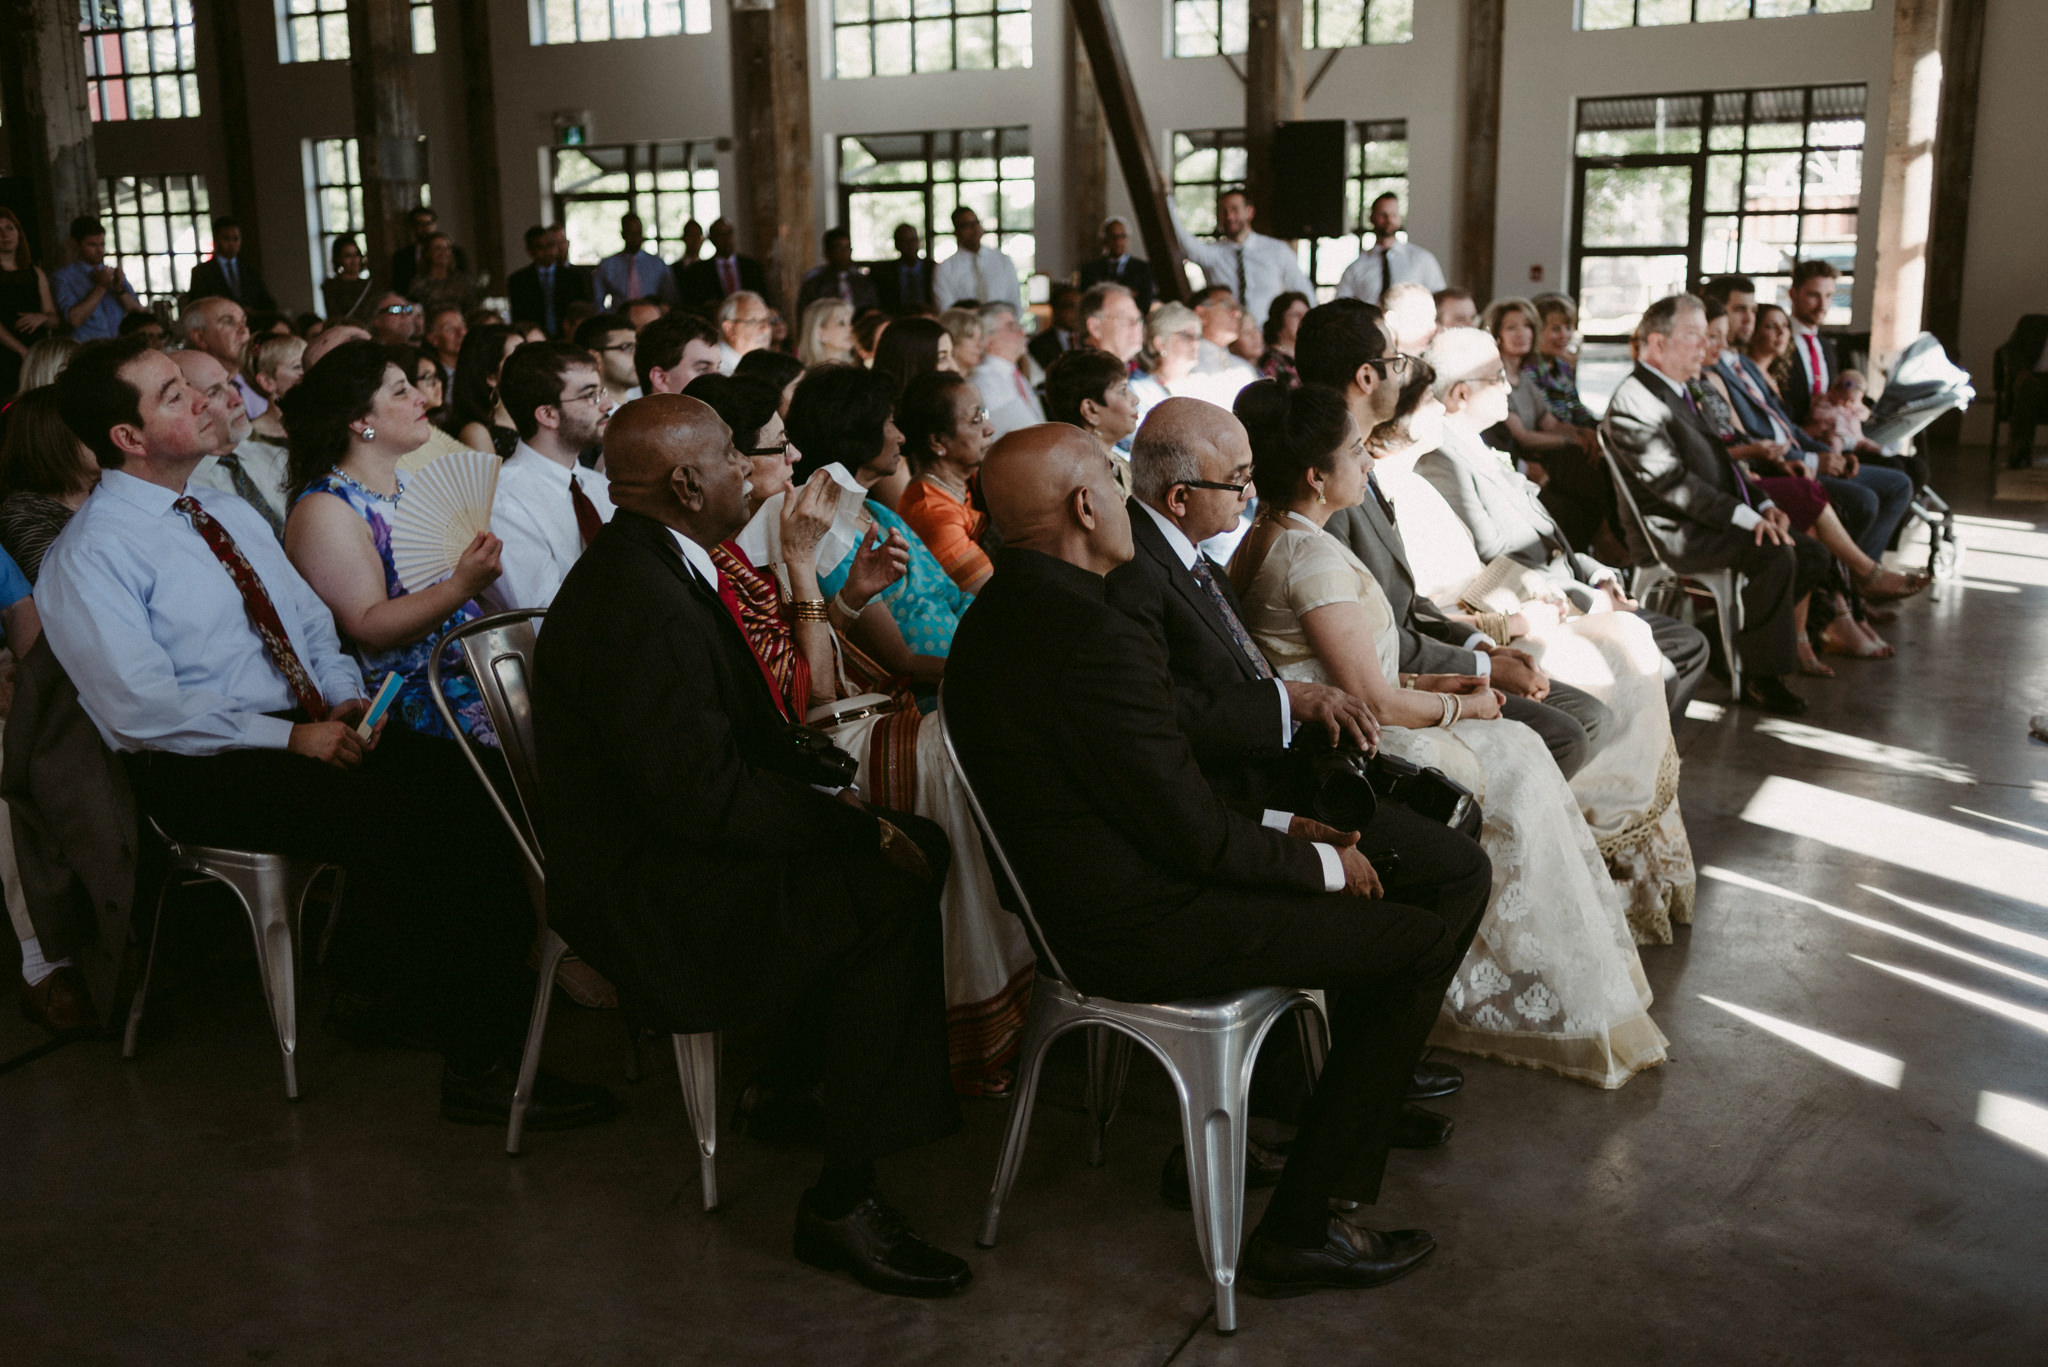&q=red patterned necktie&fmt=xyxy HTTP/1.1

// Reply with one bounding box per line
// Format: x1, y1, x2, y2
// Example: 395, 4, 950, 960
1805, 335, 1825, 396
173, 495, 330, 721
569, 474, 604, 549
